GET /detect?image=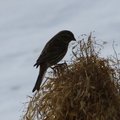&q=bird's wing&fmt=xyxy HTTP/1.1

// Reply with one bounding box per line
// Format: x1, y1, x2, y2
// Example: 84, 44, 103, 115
35, 39, 67, 66
38, 46, 67, 64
